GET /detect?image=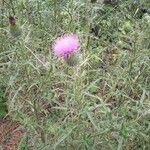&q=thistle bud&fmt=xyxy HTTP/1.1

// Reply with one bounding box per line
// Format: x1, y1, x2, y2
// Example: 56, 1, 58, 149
9, 16, 16, 25
9, 16, 21, 37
